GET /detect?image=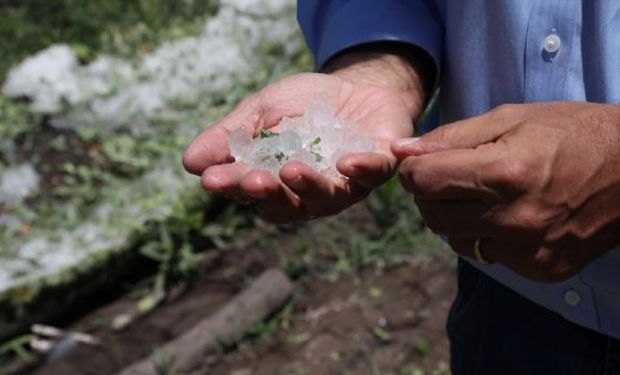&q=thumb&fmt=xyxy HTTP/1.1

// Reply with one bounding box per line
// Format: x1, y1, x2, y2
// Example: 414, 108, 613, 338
183, 95, 263, 175
391, 105, 524, 157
